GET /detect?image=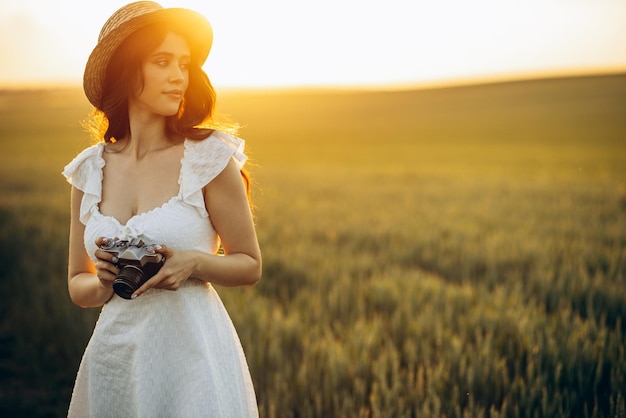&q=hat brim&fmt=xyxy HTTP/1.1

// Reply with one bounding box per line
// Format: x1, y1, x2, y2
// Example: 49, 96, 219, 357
84, 8, 213, 108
